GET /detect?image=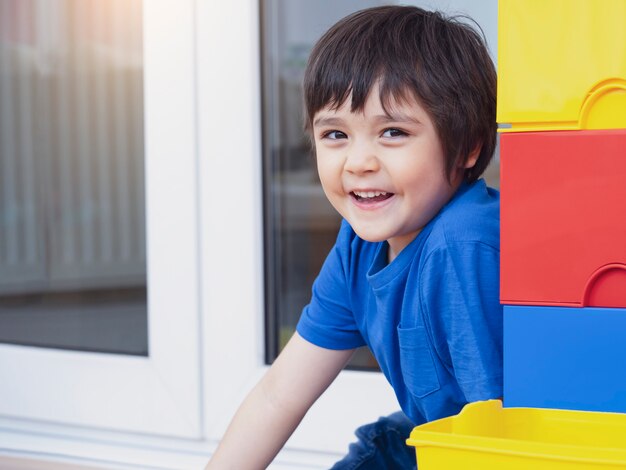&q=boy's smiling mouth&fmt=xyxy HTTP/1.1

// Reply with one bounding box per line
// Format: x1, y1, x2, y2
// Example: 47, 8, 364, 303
350, 190, 394, 203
